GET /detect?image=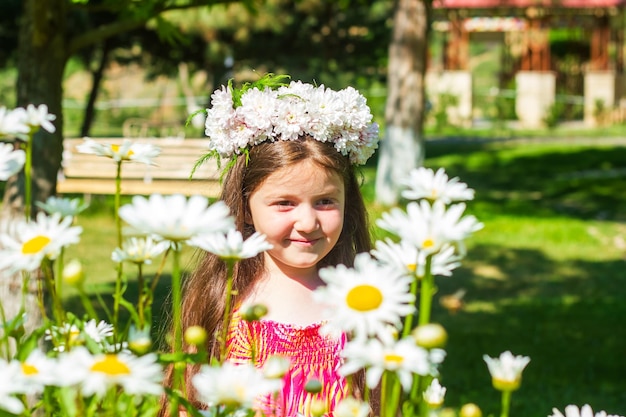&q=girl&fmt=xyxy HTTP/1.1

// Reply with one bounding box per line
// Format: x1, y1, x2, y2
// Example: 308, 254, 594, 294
164, 77, 379, 417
